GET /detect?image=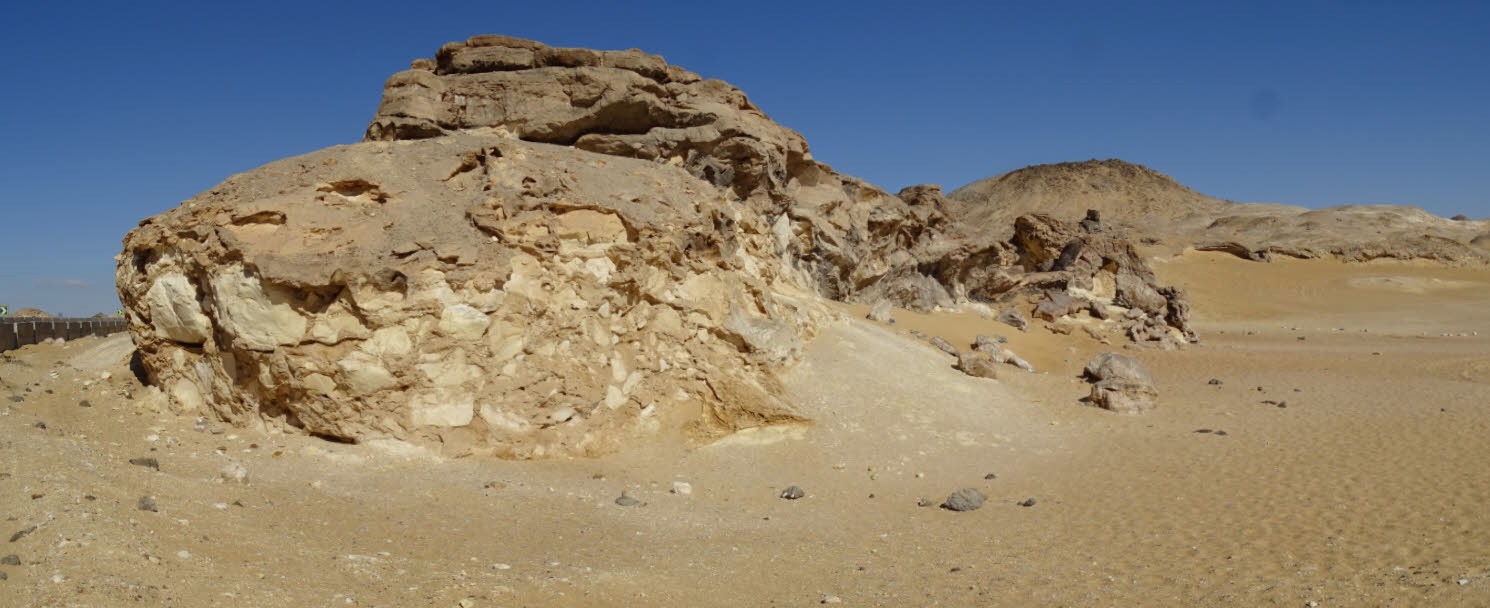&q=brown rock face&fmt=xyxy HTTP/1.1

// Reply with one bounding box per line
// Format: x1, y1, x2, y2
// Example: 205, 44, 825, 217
117, 35, 1194, 457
